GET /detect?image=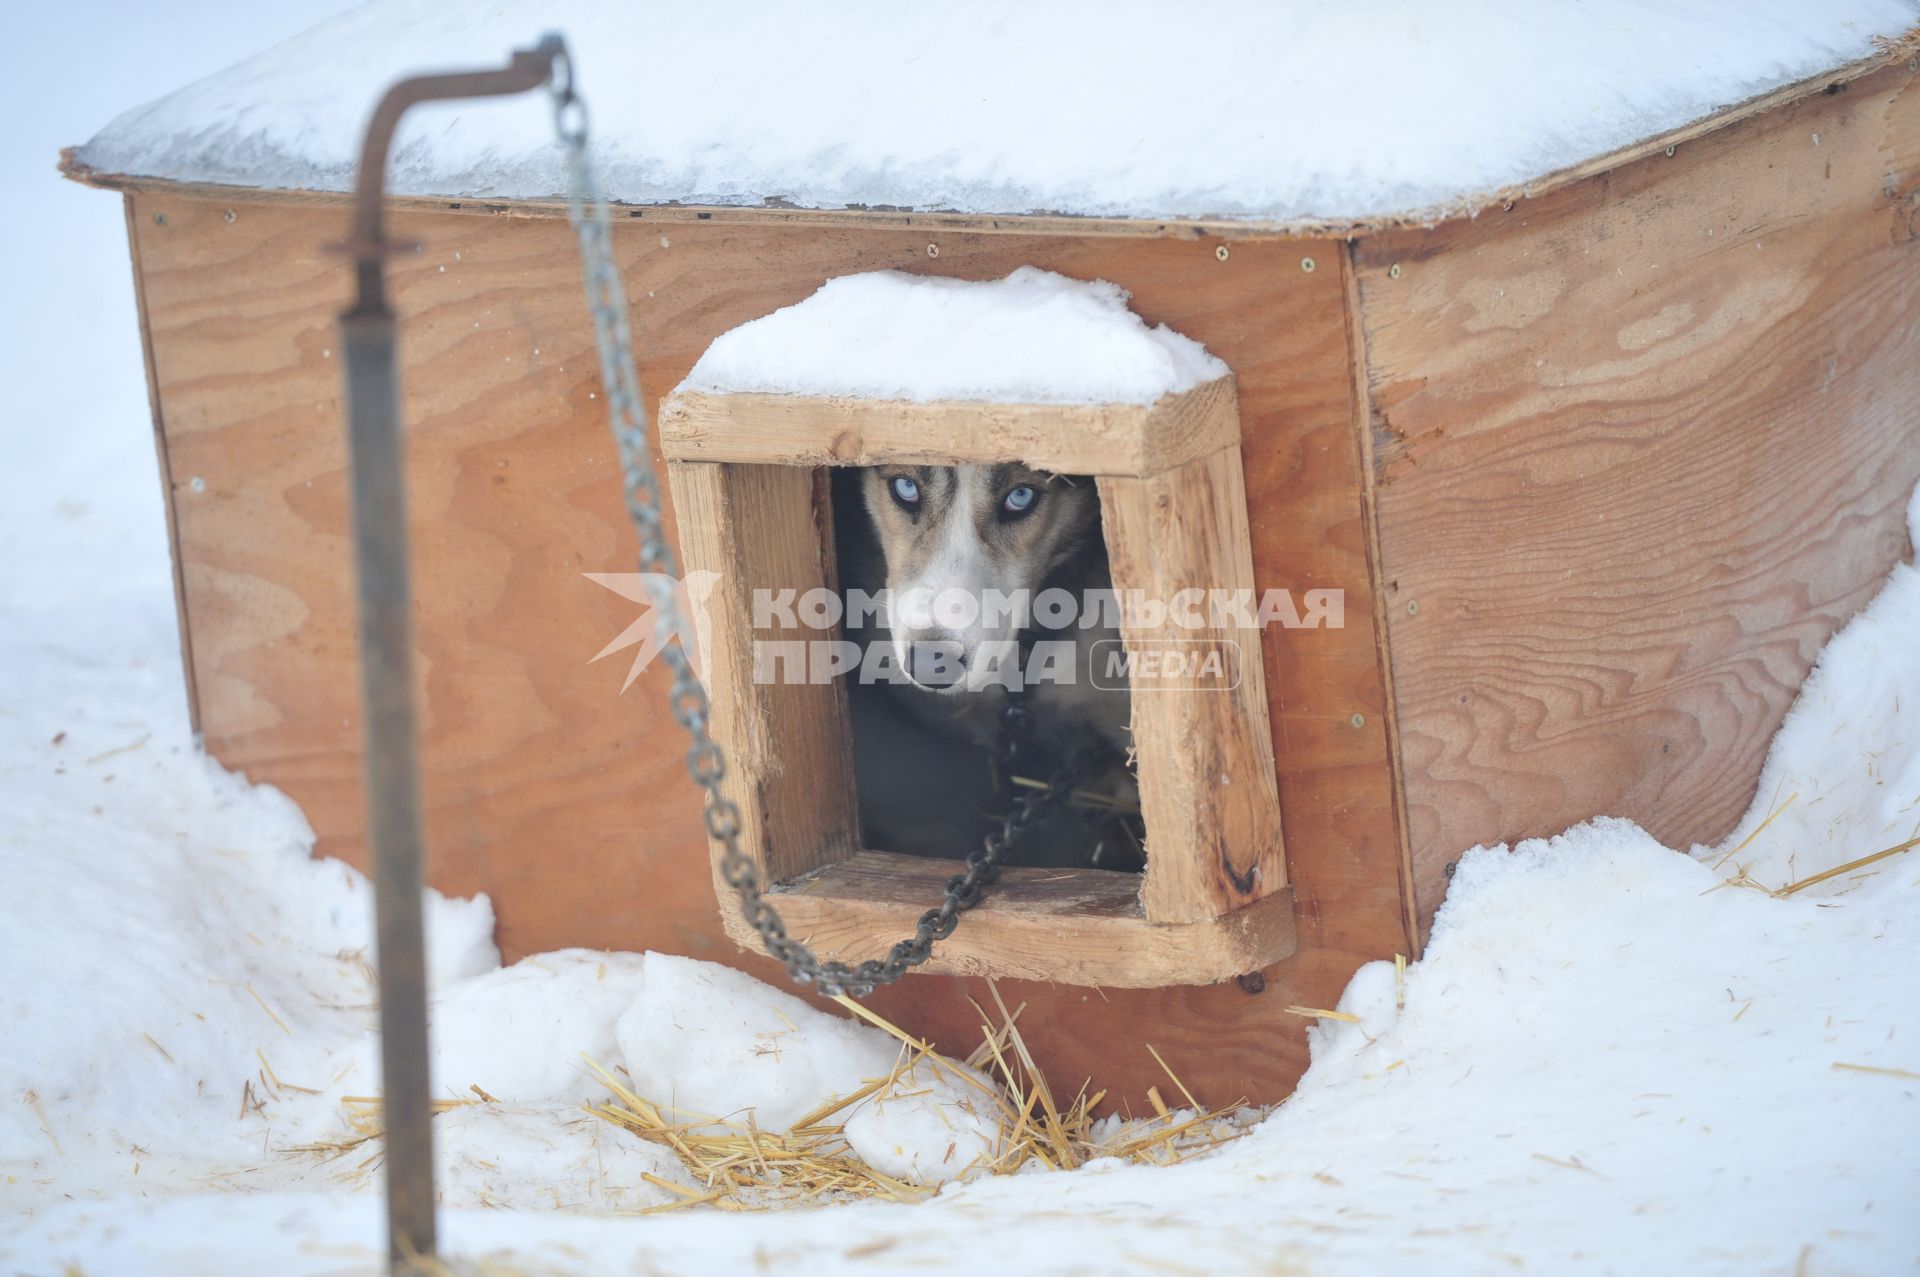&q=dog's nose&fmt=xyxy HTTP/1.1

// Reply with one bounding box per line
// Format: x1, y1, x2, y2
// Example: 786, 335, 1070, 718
905, 633, 968, 688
